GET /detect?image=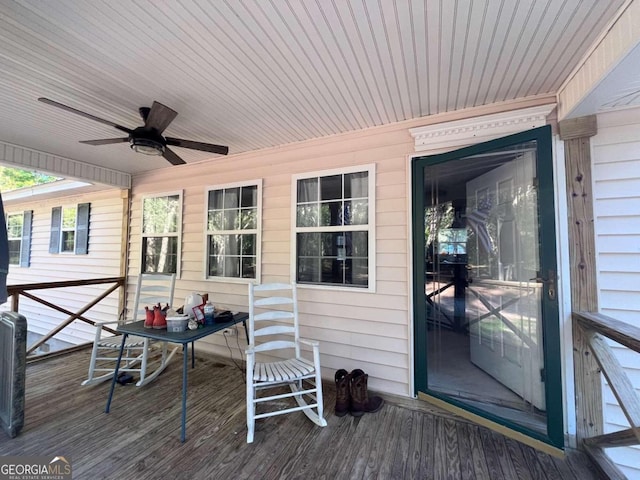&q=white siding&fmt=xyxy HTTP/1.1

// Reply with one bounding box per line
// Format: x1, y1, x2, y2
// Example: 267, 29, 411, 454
592, 106, 640, 480
3, 189, 125, 346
